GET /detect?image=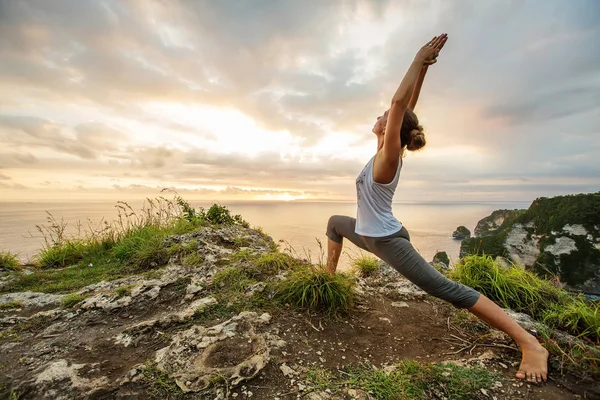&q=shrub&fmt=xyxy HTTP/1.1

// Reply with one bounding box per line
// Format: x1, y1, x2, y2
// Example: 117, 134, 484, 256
0, 251, 21, 271
277, 267, 356, 317
61, 293, 86, 308
450, 255, 600, 342
0, 301, 23, 310
352, 255, 380, 277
